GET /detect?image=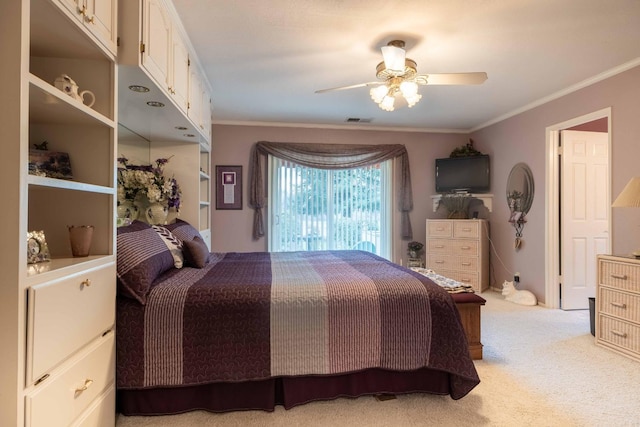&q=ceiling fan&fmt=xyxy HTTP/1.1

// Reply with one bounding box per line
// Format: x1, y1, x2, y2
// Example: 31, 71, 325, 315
315, 40, 488, 111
